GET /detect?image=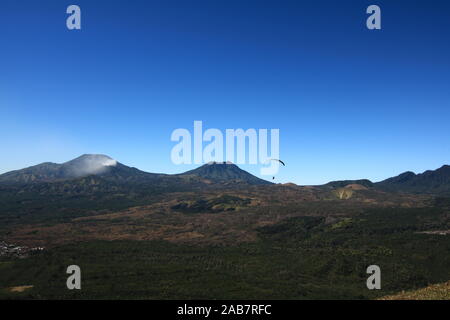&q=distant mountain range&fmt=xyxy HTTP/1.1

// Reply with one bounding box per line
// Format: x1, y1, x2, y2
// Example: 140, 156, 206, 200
0, 154, 270, 187
324, 165, 450, 194
376, 165, 450, 194
0, 154, 449, 194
